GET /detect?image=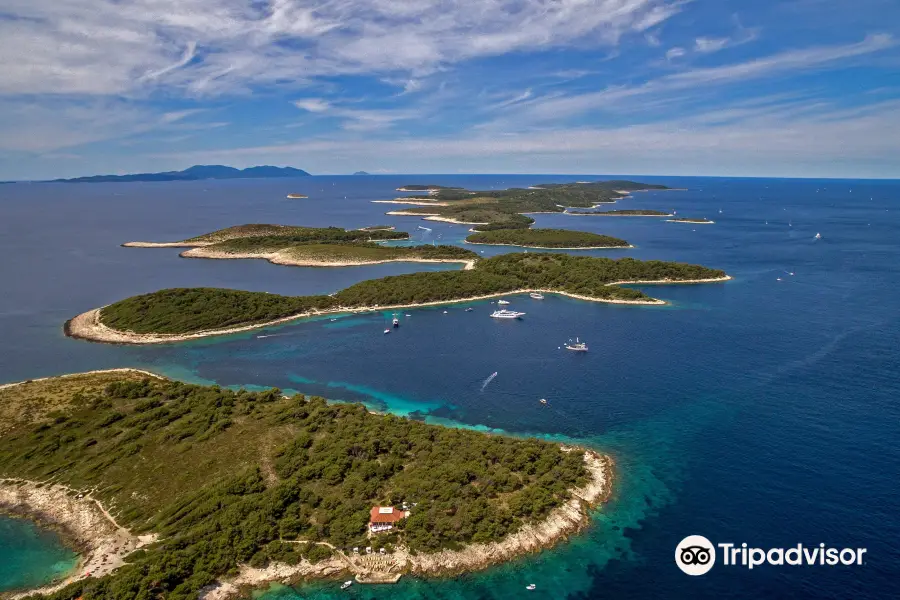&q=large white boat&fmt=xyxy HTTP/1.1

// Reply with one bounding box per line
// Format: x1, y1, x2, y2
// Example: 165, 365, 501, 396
497, 299, 510, 305
529, 292, 544, 300
565, 337, 588, 351
491, 309, 525, 319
